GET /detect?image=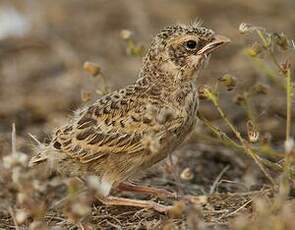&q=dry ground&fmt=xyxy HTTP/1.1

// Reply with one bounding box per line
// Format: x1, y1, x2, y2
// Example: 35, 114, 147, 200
0, 0, 295, 229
